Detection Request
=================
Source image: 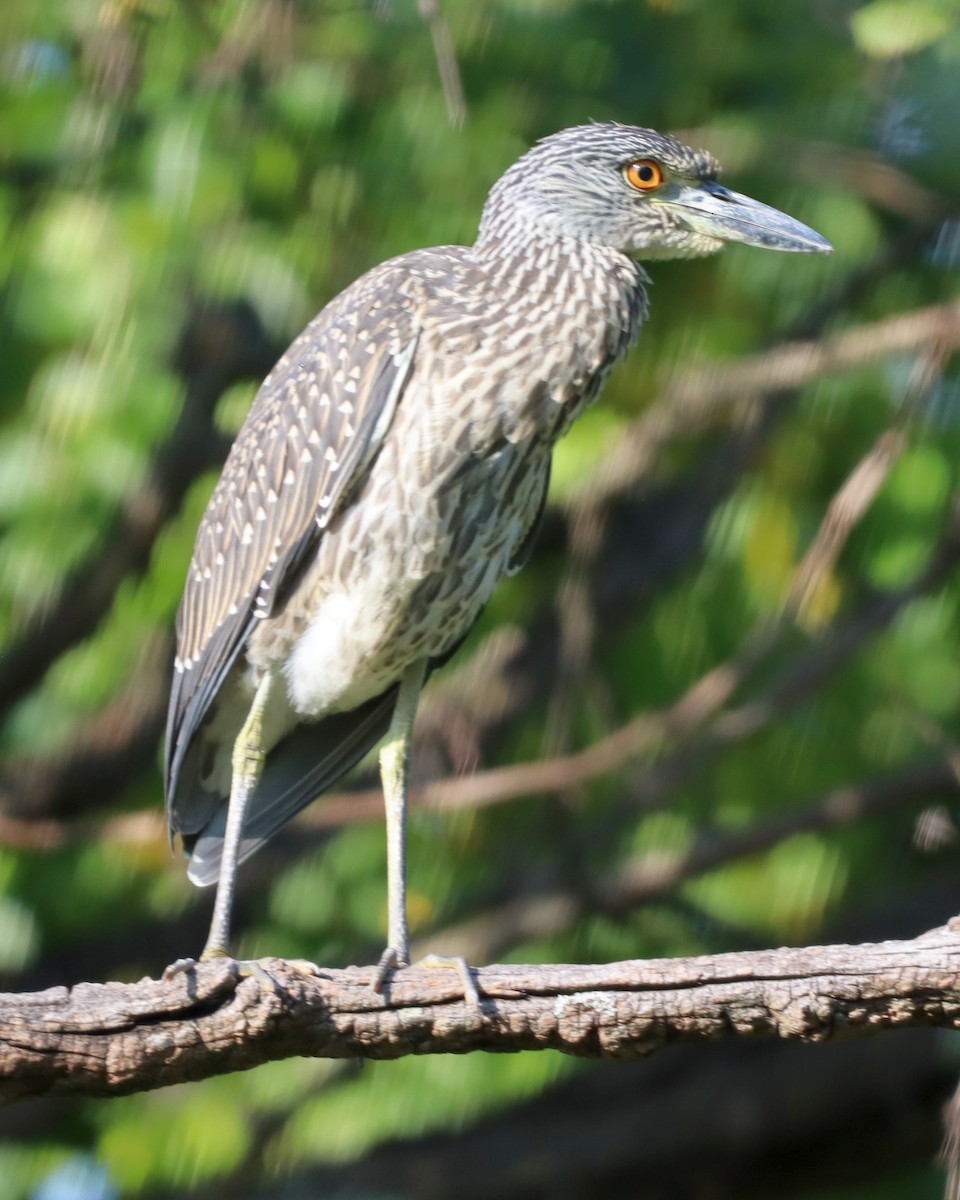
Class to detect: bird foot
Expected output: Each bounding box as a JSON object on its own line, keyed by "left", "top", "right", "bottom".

{"left": 417, "top": 953, "right": 482, "bottom": 1007}
{"left": 372, "top": 947, "right": 481, "bottom": 1007}
{"left": 162, "top": 952, "right": 320, "bottom": 993}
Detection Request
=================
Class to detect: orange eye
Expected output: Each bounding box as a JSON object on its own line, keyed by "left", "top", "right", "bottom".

{"left": 624, "top": 159, "right": 663, "bottom": 191}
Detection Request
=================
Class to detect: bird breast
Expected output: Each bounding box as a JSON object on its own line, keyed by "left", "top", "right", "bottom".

{"left": 266, "top": 427, "right": 550, "bottom": 718}
{"left": 250, "top": 237, "right": 646, "bottom": 721}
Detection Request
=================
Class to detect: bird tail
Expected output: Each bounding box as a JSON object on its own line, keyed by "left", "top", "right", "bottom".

{"left": 183, "top": 686, "right": 398, "bottom": 887}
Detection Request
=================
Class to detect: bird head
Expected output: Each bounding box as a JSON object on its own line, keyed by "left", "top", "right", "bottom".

{"left": 479, "top": 123, "right": 832, "bottom": 259}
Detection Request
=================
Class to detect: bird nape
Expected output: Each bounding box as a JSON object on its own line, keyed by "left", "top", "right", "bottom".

{"left": 164, "top": 122, "right": 831, "bottom": 996}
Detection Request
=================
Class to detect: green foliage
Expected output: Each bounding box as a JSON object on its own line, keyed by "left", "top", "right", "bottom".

{"left": 98, "top": 1083, "right": 250, "bottom": 1191}
{"left": 1, "top": 0, "right": 959, "bottom": 1196}
{"left": 276, "top": 1051, "right": 572, "bottom": 1167}
{"left": 851, "top": 0, "right": 959, "bottom": 60}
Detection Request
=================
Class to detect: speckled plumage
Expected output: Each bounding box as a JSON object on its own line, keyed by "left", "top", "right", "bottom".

{"left": 165, "top": 123, "right": 830, "bottom": 896}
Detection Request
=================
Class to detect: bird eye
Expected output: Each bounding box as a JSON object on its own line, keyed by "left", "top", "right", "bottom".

{"left": 623, "top": 159, "right": 663, "bottom": 191}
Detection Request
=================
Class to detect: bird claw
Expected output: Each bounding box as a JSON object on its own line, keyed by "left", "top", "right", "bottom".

{"left": 372, "top": 945, "right": 405, "bottom": 994}
{"left": 287, "top": 957, "right": 322, "bottom": 974}
{"left": 163, "top": 956, "right": 199, "bottom": 981}
{"left": 418, "top": 953, "right": 482, "bottom": 1007}
{"left": 372, "top": 948, "right": 481, "bottom": 1007}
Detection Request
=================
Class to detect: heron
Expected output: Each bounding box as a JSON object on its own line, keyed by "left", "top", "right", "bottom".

{"left": 165, "top": 123, "right": 831, "bottom": 993}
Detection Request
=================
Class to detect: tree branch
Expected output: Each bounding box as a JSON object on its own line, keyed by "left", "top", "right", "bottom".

{"left": 4, "top": 921, "right": 960, "bottom": 1104}
{"left": 570, "top": 294, "right": 960, "bottom": 509}
{"left": 419, "top": 0, "right": 467, "bottom": 127}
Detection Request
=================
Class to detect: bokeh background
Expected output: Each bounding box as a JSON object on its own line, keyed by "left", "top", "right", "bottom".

{"left": 2, "top": 0, "right": 960, "bottom": 1196}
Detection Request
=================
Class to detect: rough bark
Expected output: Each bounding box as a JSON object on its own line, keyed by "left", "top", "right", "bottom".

{"left": 3, "top": 920, "right": 960, "bottom": 1104}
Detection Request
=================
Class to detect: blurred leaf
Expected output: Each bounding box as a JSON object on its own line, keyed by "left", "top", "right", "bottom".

{"left": 883, "top": 443, "right": 951, "bottom": 516}
{"left": 851, "top": 0, "right": 957, "bottom": 59}
{"left": 98, "top": 1086, "right": 249, "bottom": 1190}
{"left": 691, "top": 833, "right": 848, "bottom": 941}
{"left": 743, "top": 495, "right": 797, "bottom": 609}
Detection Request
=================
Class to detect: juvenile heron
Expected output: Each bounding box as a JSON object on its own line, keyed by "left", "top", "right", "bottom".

{"left": 165, "top": 123, "right": 831, "bottom": 988}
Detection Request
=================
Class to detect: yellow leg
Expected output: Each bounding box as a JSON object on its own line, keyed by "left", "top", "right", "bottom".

{"left": 376, "top": 660, "right": 426, "bottom": 973}
{"left": 202, "top": 670, "right": 275, "bottom": 959}
{"left": 372, "top": 661, "right": 481, "bottom": 1006}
